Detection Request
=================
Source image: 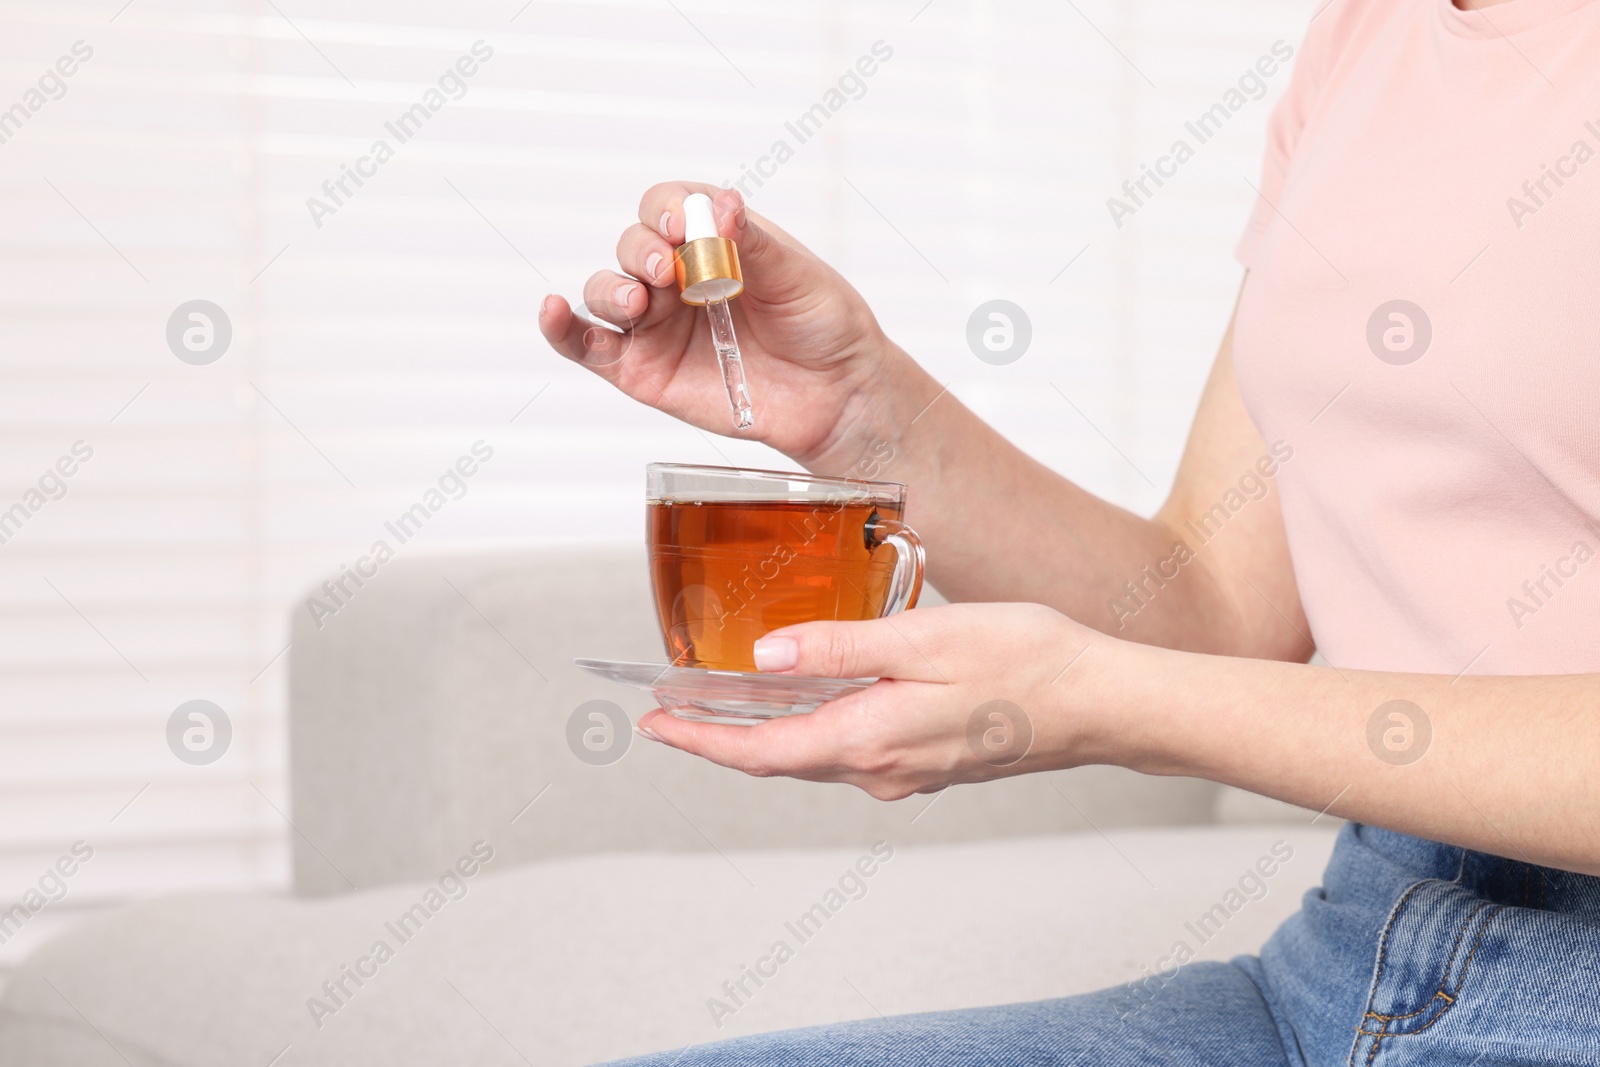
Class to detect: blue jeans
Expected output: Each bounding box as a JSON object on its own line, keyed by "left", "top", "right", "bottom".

{"left": 601, "top": 824, "right": 1600, "bottom": 1065}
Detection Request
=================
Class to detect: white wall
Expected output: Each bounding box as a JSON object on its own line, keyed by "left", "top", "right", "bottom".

{"left": 0, "top": 0, "right": 1310, "bottom": 974}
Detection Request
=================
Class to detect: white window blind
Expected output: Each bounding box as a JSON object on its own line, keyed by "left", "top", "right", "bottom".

{"left": 0, "top": 0, "right": 1311, "bottom": 977}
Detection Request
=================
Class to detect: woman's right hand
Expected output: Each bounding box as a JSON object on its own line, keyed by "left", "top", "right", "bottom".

{"left": 538, "top": 182, "right": 921, "bottom": 472}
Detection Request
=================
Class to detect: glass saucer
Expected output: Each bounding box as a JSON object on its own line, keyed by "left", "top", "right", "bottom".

{"left": 574, "top": 658, "right": 873, "bottom": 724}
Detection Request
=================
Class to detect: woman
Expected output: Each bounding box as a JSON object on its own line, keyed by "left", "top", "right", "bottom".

{"left": 539, "top": 0, "right": 1600, "bottom": 1061}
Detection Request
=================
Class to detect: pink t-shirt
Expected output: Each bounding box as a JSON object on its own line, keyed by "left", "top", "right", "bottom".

{"left": 1234, "top": 0, "right": 1600, "bottom": 675}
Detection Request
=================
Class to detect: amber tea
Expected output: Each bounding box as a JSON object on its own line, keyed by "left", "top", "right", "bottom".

{"left": 646, "top": 464, "right": 923, "bottom": 674}
{"left": 649, "top": 497, "right": 907, "bottom": 672}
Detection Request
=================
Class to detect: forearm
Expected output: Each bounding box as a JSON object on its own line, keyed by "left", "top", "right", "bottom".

{"left": 811, "top": 340, "right": 1239, "bottom": 652}
{"left": 1104, "top": 643, "right": 1600, "bottom": 876}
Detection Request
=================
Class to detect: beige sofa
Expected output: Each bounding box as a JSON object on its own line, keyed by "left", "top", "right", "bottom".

{"left": 0, "top": 548, "right": 1338, "bottom": 1066}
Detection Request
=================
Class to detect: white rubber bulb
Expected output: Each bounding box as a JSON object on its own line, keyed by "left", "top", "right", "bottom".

{"left": 683, "top": 193, "right": 718, "bottom": 242}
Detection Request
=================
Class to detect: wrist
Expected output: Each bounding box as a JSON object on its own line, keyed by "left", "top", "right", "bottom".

{"left": 798, "top": 337, "right": 946, "bottom": 483}
{"left": 1070, "top": 637, "right": 1210, "bottom": 776}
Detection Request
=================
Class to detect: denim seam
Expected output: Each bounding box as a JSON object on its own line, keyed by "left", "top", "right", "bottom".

{"left": 1359, "top": 899, "right": 1494, "bottom": 1024}
{"left": 1346, "top": 878, "right": 1432, "bottom": 1067}
{"left": 1345, "top": 877, "right": 1503, "bottom": 1067}
{"left": 1357, "top": 903, "right": 1502, "bottom": 1065}
{"left": 1361, "top": 991, "right": 1452, "bottom": 1026}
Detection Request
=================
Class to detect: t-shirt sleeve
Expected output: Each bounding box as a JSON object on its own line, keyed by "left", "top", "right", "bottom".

{"left": 1235, "top": 7, "right": 1367, "bottom": 267}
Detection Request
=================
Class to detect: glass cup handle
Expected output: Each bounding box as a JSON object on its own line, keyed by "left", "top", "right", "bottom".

{"left": 867, "top": 518, "right": 925, "bottom": 616}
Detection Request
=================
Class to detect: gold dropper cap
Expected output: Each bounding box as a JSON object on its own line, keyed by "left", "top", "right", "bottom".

{"left": 675, "top": 236, "right": 742, "bottom": 306}
{"left": 674, "top": 193, "right": 743, "bottom": 306}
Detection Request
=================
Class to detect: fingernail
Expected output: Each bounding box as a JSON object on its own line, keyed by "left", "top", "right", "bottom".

{"left": 753, "top": 636, "right": 798, "bottom": 672}
{"left": 540, "top": 294, "right": 555, "bottom": 315}
{"left": 614, "top": 282, "right": 640, "bottom": 308}
{"left": 645, "top": 252, "right": 665, "bottom": 281}
{"left": 659, "top": 211, "right": 672, "bottom": 238}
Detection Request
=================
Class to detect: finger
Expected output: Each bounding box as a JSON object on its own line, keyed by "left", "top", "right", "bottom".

{"left": 637, "top": 180, "right": 725, "bottom": 242}
{"left": 537, "top": 294, "right": 630, "bottom": 377}
{"left": 635, "top": 706, "right": 848, "bottom": 781}
{"left": 641, "top": 695, "right": 899, "bottom": 779}
{"left": 753, "top": 617, "right": 947, "bottom": 684}
{"left": 580, "top": 268, "right": 652, "bottom": 330}
{"left": 616, "top": 223, "right": 677, "bottom": 288}
{"left": 641, "top": 183, "right": 812, "bottom": 301}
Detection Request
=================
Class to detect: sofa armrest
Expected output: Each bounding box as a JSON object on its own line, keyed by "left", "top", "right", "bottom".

{"left": 288, "top": 546, "right": 1221, "bottom": 896}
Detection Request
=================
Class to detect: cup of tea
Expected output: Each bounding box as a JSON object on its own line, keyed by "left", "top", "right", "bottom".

{"left": 646, "top": 463, "right": 925, "bottom": 673}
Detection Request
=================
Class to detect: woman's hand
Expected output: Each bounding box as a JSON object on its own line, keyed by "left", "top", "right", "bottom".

{"left": 634, "top": 603, "right": 1123, "bottom": 800}
{"left": 538, "top": 182, "right": 931, "bottom": 472}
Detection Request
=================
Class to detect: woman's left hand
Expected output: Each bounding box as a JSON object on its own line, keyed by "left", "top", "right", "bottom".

{"left": 634, "top": 603, "right": 1120, "bottom": 800}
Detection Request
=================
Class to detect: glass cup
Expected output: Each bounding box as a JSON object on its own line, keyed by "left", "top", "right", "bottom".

{"left": 646, "top": 463, "right": 925, "bottom": 673}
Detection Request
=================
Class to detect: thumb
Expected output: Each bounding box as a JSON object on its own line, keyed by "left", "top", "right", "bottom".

{"left": 753, "top": 618, "right": 936, "bottom": 682}
{"left": 710, "top": 188, "right": 817, "bottom": 303}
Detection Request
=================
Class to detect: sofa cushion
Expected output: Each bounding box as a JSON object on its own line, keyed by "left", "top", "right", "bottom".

{"left": 288, "top": 547, "right": 1225, "bottom": 895}
{"left": 0, "top": 826, "right": 1337, "bottom": 1067}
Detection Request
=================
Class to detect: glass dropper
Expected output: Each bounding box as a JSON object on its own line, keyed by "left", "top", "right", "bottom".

{"left": 704, "top": 296, "right": 754, "bottom": 429}
{"left": 675, "top": 193, "right": 755, "bottom": 431}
